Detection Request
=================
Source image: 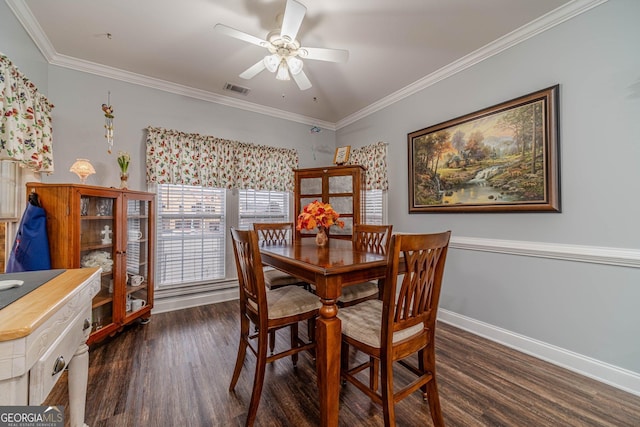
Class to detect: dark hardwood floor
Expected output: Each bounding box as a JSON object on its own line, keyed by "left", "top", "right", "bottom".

{"left": 46, "top": 300, "right": 640, "bottom": 426}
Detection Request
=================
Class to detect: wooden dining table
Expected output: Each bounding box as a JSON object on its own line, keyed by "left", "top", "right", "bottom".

{"left": 259, "top": 237, "right": 388, "bottom": 427}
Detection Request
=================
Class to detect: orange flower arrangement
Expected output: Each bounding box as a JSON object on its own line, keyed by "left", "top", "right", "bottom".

{"left": 296, "top": 200, "right": 345, "bottom": 231}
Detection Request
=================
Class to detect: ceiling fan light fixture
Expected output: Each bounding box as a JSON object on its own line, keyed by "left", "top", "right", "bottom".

{"left": 287, "top": 56, "right": 303, "bottom": 75}
{"left": 263, "top": 54, "right": 279, "bottom": 73}
{"left": 276, "top": 60, "right": 290, "bottom": 81}
{"left": 216, "top": 0, "right": 348, "bottom": 91}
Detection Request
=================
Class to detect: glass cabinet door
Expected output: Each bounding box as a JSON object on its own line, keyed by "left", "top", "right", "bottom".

{"left": 80, "top": 195, "right": 116, "bottom": 333}
{"left": 295, "top": 166, "right": 365, "bottom": 240}
{"left": 328, "top": 174, "right": 354, "bottom": 236}
{"left": 125, "top": 197, "right": 151, "bottom": 317}
{"left": 299, "top": 177, "right": 323, "bottom": 235}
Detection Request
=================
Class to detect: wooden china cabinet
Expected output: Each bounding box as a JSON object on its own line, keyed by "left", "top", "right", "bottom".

{"left": 294, "top": 165, "right": 366, "bottom": 240}
{"left": 25, "top": 183, "right": 155, "bottom": 345}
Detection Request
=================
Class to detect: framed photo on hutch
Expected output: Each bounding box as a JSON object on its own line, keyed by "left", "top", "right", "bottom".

{"left": 333, "top": 146, "right": 351, "bottom": 165}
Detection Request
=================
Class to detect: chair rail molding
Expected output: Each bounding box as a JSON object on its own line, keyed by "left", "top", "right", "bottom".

{"left": 450, "top": 236, "right": 640, "bottom": 269}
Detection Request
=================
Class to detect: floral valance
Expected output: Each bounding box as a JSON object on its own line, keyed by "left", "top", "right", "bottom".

{"left": 347, "top": 141, "right": 388, "bottom": 191}
{"left": 0, "top": 53, "right": 54, "bottom": 172}
{"left": 146, "top": 126, "right": 298, "bottom": 192}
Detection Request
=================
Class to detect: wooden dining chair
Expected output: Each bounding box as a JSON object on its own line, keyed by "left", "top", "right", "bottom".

{"left": 229, "top": 228, "right": 321, "bottom": 427}
{"left": 253, "top": 222, "right": 312, "bottom": 353}
{"left": 337, "top": 224, "right": 393, "bottom": 307}
{"left": 253, "top": 222, "right": 308, "bottom": 290}
{"left": 338, "top": 231, "right": 451, "bottom": 427}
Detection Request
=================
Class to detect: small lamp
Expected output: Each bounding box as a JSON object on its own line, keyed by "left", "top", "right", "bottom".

{"left": 70, "top": 159, "right": 96, "bottom": 184}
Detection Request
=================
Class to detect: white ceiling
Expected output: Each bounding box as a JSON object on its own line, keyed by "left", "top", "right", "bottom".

{"left": 9, "top": 0, "right": 579, "bottom": 128}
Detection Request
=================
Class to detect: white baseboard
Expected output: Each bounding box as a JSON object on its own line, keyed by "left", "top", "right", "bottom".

{"left": 438, "top": 309, "right": 640, "bottom": 397}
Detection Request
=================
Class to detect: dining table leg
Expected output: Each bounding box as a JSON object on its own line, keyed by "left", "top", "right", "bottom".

{"left": 315, "top": 283, "right": 341, "bottom": 427}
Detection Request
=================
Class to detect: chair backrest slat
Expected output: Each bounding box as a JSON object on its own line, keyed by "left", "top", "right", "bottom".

{"left": 382, "top": 231, "right": 451, "bottom": 339}
{"left": 352, "top": 224, "right": 393, "bottom": 255}
{"left": 230, "top": 228, "right": 267, "bottom": 317}
{"left": 253, "top": 222, "right": 295, "bottom": 246}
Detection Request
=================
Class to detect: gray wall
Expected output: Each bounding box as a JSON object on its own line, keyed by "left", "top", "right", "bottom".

{"left": 337, "top": 0, "right": 640, "bottom": 380}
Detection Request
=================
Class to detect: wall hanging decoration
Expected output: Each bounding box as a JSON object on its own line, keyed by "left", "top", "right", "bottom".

{"left": 408, "top": 85, "right": 560, "bottom": 213}
{"left": 102, "top": 92, "right": 114, "bottom": 153}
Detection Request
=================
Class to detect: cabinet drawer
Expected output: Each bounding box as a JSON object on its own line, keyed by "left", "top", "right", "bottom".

{"left": 28, "top": 306, "right": 91, "bottom": 404}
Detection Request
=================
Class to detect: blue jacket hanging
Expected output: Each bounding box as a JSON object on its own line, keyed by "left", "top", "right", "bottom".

{"left": 6, "top": 193, "right": 52, "bottom": 272}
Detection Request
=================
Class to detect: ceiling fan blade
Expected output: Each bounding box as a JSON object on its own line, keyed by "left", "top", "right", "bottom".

{"left": 280, "top": 0, "right": 306, "bottom": 42}
{"left": 298, "top": 47, "right": 349, "bottom": 63}
{"left": 214, "top": 24, "right": 269, "bottom": 48}
{"left": 292, "top": 69, "right": 312, "bottom": 91}
{"left": 239, "top": 60, "right": 266, "bottom": 79}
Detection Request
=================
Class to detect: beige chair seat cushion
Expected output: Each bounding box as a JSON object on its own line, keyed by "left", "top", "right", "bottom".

{"left": 337, "top": 300, "right": 424, "bottom": 348}
{"left": 263, "top": 286, "right": 321, "bottom": 319}
{"left": 338, "top": 281, "right": 378, "bottom": 303}
{"left": 263, "top": 268, "right": 305, "bottom": 289}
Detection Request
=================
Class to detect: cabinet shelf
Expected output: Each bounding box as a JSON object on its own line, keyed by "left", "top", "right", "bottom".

{"left": 127, "top": 261, "right": 148, "bottom": 270}
{"left": 127, "top": 239, "right": 148, "bottom": 245}
{"left": 92, "top": 289, "right": 114, "bottom": 308}
{"left": 126, "top": 284, "right": 148, "bottom": 295}
{"left": 81, "top": 243, "right": 113, "bottom": 251}
{"left": 81, "top": 215, "right": 114, "bottom": 221}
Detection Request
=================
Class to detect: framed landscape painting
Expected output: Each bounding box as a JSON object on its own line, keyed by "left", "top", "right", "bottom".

{"left": 408, "top": 85, "right": 560, "bottom": 213}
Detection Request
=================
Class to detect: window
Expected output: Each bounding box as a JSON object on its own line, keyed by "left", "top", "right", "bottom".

{"left": 154, "top": 181, "right": 378, "bottom": 292}
{"left": 155, "top": 185, "right": 291, "bottom": 290}
{"left": 0, "top": 161, "right": 19, "bottom": 219}
{"left": 238, "top": 189, "right": 290, "bottom": 229}
{"left": 1, "top": 161, "right": 35, "bottom": 272}
{"left": 156, "top": 184, "right": 226, "bottom": 289}
{"left": 365, "top": 189, "right": 384, "bottom": 225}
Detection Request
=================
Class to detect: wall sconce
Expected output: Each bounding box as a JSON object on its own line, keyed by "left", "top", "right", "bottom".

{"left": 70, "top": 159, "right": 96, "bottom": 184}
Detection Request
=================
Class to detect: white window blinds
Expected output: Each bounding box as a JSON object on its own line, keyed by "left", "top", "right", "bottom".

{"left": 365, "top": 189, "right": 384, "bottom": 225}
{"left": 239, "top": 189, "right": 290, "bottom": 230}
{"left": 156, "top": 184, "right": 226, "bottom": 288}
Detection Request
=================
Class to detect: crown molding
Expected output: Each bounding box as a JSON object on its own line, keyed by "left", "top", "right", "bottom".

{"left": 7, "top": 0, "right": 606, "bottom": 132}
{"left": 335, "top": 0, "right": 608, "bottom": 130}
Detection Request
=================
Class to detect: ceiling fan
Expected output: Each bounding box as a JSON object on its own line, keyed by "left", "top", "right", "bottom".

{"left": 214, "top": 0, "right": 349, "bottom": 91}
